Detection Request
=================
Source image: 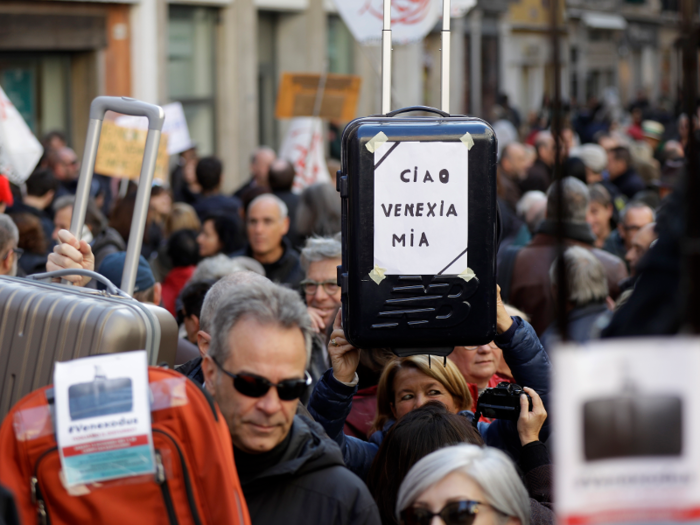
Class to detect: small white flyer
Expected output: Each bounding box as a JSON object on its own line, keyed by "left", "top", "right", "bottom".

{"left": 54, "top": 351, "right": 155, "bottom": 487}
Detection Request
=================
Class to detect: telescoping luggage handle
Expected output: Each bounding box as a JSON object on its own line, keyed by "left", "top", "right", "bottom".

{"left": 70, "top": 96, "right": 165, "bottom": 296}
{"left": 381, "top": 0, "right": 451, "bottom": 114}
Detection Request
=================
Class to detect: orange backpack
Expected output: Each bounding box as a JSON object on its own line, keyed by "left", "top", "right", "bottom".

{"left": 0, "top": 367, "right": 251, "bottom": 525}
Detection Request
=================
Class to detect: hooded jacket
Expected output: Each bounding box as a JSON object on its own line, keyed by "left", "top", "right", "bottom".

{"left": 308, "top": 316, "right": 551, "bottom": 480}
{"left": 236, "top": 415, "right": 380, "bottom": 525}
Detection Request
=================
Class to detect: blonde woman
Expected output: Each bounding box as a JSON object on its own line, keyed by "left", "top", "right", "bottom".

{"left": 307, "top": 287, "right": 550, "bottom": 480}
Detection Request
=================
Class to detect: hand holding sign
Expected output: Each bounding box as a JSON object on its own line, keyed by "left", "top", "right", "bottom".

{"left": 328, "top": 309, "right": 360, "bottom": 384}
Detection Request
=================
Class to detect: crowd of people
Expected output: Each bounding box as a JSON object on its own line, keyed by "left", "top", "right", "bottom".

{"left": 0, "top": 90, "right": 692, "bottom": 524}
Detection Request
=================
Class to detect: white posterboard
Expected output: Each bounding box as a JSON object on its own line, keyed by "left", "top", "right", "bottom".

{"left": 553, "top": 338, "right": 700, "bottom": 525}
{"left": 115, "top": 101, "right": 193, "bottom": 155}
{"left": 373, "top": 141, "right": 469, "bottom": 276}
{"left": 279, "top": 117, "right": 331, "bottom": 193}
{"left": 53, "top": 351, "right": 155, "bottom": 487}
{"left": 0, "top": 85, "right": 43, "bottom": 184}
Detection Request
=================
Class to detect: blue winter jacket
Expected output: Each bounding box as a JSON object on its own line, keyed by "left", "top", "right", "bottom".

{"left": 307, "top": 316, "right": 551, "bottom": 481}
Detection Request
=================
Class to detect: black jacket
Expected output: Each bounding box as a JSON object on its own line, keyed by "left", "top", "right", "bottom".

{"left": 611, "top": 168, "right": 645, "bottom": 200}
{"left": 231, "top": 238, "right": 304, "bottom": 289}
{"left": 91, "top": 227, "right": 126, "bottom": 271}
{"left": 237, "top": 415, "right": 380, "bottom": 525}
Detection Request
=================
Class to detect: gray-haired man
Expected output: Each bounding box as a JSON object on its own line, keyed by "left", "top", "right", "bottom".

{"left": 201, "top": 280, "right": 380, "bottom": 525}
{"left": 231, "top": 194, "right": 304, "bottom": 288}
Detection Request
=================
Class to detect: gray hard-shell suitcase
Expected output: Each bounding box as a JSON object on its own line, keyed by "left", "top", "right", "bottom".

{"left": 0, "top": 96, "right": 178, "bottom": 421}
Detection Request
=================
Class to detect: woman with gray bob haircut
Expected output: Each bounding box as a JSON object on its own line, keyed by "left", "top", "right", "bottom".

{"left": 396, "top": 444, "right": 530, "bottom": 525}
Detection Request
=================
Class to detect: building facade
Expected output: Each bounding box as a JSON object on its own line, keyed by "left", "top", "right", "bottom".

{"left": 0, "top": 0, "right": 687, "bottom": 191}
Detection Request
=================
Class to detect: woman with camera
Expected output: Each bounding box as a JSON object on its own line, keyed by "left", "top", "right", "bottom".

{"left": 307, "top": 287, "right": 551, "bottom": 481}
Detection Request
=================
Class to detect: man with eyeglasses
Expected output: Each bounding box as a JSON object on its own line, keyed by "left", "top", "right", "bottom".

{"left": 298, "top": 235, "right": 343, "bottom": 389}
{"left": 201, "top": 279, "right": 380, "bottom": 525}
{"left": 603, "top": 201, "right": 655, "bottom": 268}
{"left": 0, "top": 214, "right": 21, "bottom": 277}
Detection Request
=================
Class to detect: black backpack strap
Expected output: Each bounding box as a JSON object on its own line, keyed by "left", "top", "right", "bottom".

{"left": 497, "top": 245, "right": 521, "bottom": 304}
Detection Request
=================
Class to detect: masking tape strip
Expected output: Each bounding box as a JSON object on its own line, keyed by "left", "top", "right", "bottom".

{"left": 150, "top": 376, "right": 188, "bottom": 411}
{"left": 369, "top": 265, "right": 387, "bottom": 285}
{"left": 459, "top": 267, "right": 476, "bottom": 282}
{"left": 461, "top": 132, "right": 475, "bottom": 150}
{"left": 366, "top": 131, "right": 388, "bottom": 153}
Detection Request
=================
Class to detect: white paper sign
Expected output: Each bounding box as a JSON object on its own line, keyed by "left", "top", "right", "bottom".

{"left": 54, "top": 351, "right": 155, "bottom": 487}
{"left": 115, "top": 101, "right": 193, "bottom": 155}
{"left": 553, "top": 339, "right": 700, "bottom": 525}
{"left": 373, "top": 141, "right": 468, "bottom": 275}
{"left": 0, "top": 85, "right": 43, "bottom": 184}
{"left": 279, "top": 117, "right": 331, "bottom": 193}
{"left": 332, "top": 0, "right": 441, "bottom": 45}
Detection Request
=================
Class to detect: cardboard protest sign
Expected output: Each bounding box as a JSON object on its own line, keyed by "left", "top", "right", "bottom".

{"left": 53, "top": 351, "right": 155, "bottom": 487}
{"left": 333, "top": 0, "right": 441, "bottom": 45}
{"left": 373, "top": 141, "right": 469, "bottom": 275}
{"left": 553, "top": 339, "right": 700, "bottom": 524}
{"left": 279, "top": 117, "right": 331, "bottom": 193}
{"left": 0, "top": 85, "right": 43, "bottom": 184}
{"left": 115, "top": 101, "right": 193, "bottom": 156}
{"left": 94, "top": 121, "right": 169, "bottom": 182}
{"left": 275, "top": 73, "right": 362, "bottom": 122}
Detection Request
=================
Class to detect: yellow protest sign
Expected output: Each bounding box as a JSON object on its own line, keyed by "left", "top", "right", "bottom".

{"left": 94, "top": 121, "right": 169, "bottom": 182}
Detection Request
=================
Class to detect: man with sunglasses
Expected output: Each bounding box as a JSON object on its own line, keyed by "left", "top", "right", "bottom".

{"left": 0, "top": 214, "right": 20, "bottom": 277}
{"left": 201, "top": 280, "right": 380, "bottom": 525}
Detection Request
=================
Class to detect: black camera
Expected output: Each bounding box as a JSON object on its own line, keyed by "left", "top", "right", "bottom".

{"left": 473, "top": 382, "right": 532, "bottom": 426}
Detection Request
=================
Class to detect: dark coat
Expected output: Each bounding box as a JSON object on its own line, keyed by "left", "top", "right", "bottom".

{"left": 540, "top": 302, "right": 609, "bottom": 353}
{"left": 239, "top": 415, "right": 380, "bottom": 525}
{"left": 231, "top": 237, "right": 304, "bottom": 289}
{"left": 611, "top": 168, "right": 645, "bottom": 200}
{"left": 508, "top": 219, "right": 628, "bottom": 335}
{"left": 307, "top": 317, "right": 551, "bottom": 480}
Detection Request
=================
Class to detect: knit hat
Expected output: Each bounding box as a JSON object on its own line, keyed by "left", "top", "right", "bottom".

{"left": 571, "top": 144, "right": 607, "bottom": 174}
{"left": 97, "top": 252, "right": 156, "bottom": 292}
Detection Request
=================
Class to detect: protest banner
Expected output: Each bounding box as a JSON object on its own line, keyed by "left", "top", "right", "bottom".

{"left": 554, "top": 339, "right": 700, "bottom": 525}
{"left": 0, "top": 85, "right": 43, "bottom": 184}
{"left": 333, "top": 0, "right": 441, "bottom": 45}
{"left": 94, "top": 121, "right": 169, "bottom": 182}
{"left": 275, "top": 73, "right": 362, "bottom": 121}
{"left": 115, "top": 101, "right": 193, "bottom": 156}
{"left": 372, "top": 140, "right": 469, "bottom": 275}
{"left": 279, "top": 117, "right": 331, "bottom": 192}
{"left": 53, "top": 351, "right": 155, "bottom": 487}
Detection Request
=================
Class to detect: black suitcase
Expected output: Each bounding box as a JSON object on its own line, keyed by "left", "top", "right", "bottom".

{"left": 336, "top": 2, "right": 497, "bottom": 355}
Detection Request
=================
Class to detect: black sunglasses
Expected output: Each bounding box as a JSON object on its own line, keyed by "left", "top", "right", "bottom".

{"left": 212, "top": 357, "right": 312, "bottom": 401}
{"left": 401, "top": 500, "right": 481, "bottom": 525}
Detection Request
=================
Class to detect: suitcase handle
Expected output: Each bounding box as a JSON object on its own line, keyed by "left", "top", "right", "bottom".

{"left": 28, "top": 270, "right": 131, "bottom": 298}
{"left": 386, "top": 106, "right": 451, "bottom": 118}
{"left": 89, "top": 96, "right": 166, "bottom": 130}
{"left": 70, "top": 96, "right": 165, "bottom": 296}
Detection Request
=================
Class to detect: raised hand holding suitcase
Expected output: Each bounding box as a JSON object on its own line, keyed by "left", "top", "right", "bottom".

{"left": 0, "top": 97, "right": 178, "bottom": 422}
{"left": 338, "top": 0, "right": 498, "bottom": 355}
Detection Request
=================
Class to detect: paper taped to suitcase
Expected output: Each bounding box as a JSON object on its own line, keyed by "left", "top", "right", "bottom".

{"left": 373, "top": 140, "right": 469, "bottom": 275}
